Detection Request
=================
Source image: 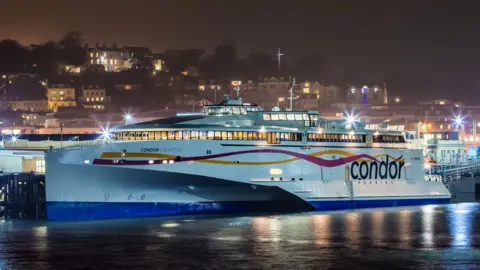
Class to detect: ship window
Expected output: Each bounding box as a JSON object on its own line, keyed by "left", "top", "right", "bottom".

{"left": 240, "top": 108, "right": 247, "bottom": 114}
{"left": 232, "top": 107, "right": 240, "bottom": 114}
{"left": 136, "top": 132, "right": 142, "bottom": 140}
{"left": 259, "top": 132, "right": 267, "bottom": 140}
{"left": 248, "top": 132, "right": 253, "bottom": 140}
{"left": 161, "top": 131, "right": 168, "bottom": 140}
{"left": 214, "top": 131, "right": 221, "bottom": 140}
{"left": 168, "top": 130, "right": 175, "bottom": 140}
{"left": 183, "top": 131, "right": 190, "bottom": 140}
{"left": 154, "top": 131, "right": 161, "bottom": 140}
{"left": 227, "top": 131, "right": 233, "bottom": 140}
{"left": 207, "top": 131, "right": 214, "bottom": 139}
{"left": 175, "top": 131, "right": 182, "bottom": 140}
{"left": 221, "top": 131, "right": 228, "bottom": 140}
{"left": 279, "top": 114, "right": 287, "bottom": 120}
{"left": 237, "top": 131, "right": 243, "bottom": 140}
{"left": 271, "top": 114, "right": 279, "bottom": 121}
{"left": 226, "top": 107, "right": 233, "bottom": 114}
{"left": 267, "top": 132, "right": 280, "bottom": 144}
{"left": 263, "top": 114, "right": 271, "bottom": 120}
{"left": 243, "top": 131, "right": 248, "bottom": 140}
{"left": 252, "top": 132, "right": 258, "bottom": 140}
{"left": 303, "top": 114, "right": 309, "bottom": 120}
{"left": 191, "top": 131, "right": 198, "bottom": 140}
{"left": 294, "top": 114, "right": 302, "bottom": 120}
{"left": 287, "top": 114, "right": 295, "bottom": 121}
{"left": 232, "top": 131, "right": 238, "bottom": 140}
{"left": 305, "top": 120, "right": 310, "bottom": 127}
{"left": 200, "top": 131, "right": 207, "bottom": 139}
{"left": 148, "top": 132, "right": 155, "bottom": 140}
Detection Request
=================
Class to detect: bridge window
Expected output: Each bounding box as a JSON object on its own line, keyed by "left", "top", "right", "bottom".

{"left": 307, "top": 133, "right": 365, "bottom": 143}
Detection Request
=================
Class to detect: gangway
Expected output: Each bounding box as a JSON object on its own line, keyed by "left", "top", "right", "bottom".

{"left": 425, "top": 160, "right": 480, "bottom": 183}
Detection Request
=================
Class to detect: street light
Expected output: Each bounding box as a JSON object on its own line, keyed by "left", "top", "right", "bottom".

{"left": 394, "top": 97, "right": 401, "bottom": 103}
{"left": 277, "top": 97, "right": 285, "bottom": 107}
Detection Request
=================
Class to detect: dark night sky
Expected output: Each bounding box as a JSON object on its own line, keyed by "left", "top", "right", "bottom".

{"left": 1, "top": 0, "right": 480, "bottom": 101}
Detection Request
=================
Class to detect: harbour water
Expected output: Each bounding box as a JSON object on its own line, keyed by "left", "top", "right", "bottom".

{"left": 1, "top": 203, "right": 480, "bottom": 269}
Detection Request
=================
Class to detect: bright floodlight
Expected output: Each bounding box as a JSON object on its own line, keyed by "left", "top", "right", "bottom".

{"left": 100, "top": 126, "right": 111, "bottom": 142}
{"left": 124, "top": 113, "right": 132, "bottom": 121}
{"left": 345, "top": 113, "right": 358, "bottom": 124}
{"left": 10, "top": 135, "right": 17, "bottom": 143}
{"left": 453, "top": 115, "right": 463, "bottom": 127}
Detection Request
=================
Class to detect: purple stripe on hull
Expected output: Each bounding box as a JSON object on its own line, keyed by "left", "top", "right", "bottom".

{"left": 93, "top": 148, "right": 401, "bottom": 168}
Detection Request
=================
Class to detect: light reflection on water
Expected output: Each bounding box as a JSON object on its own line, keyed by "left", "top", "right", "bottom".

{"left": 0, "top": 204, "right": 480, "bottom": 268}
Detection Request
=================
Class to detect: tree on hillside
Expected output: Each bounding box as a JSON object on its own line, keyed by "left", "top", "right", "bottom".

{"left": 31, "top": 41, "right": 60, "bottom": 76}
{"left": 213, "top": 41, "right": 237, "bottom": 79}
{"left": 0, "top": 39, "right": 29, "bottom": 73}
{"left": 58, "top": 31, "right": 86, "bottom": 66}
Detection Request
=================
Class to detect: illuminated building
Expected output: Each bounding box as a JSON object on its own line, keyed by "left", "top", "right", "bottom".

{"left": 87, "top": 44, "right": 130, "bottom": 72}
{"left": 47, "top": 84, "right": 77, "bottom": 112}
{"left": 79, "top": 85, "right": 110, "bottom": 111}
{"left": 346, "top": 84, "right": 388, "bottom": 105}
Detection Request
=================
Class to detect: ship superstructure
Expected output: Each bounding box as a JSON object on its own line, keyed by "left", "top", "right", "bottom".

{"left": 45, "top": 96, "right": 450, "bottom": 220}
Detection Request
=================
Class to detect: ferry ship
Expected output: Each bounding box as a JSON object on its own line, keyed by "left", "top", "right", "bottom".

{"left": 45, "top": 96, "right": 450, "bottom": 220}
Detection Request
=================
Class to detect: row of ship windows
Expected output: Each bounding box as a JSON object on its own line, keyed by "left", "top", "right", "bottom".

{"left": 307, "top": 133, "right": 366, "bottom": 143}
{"left": 114, "top": 131, "right": 301, "bottom": 142}
{"left": 263, "top": 113, "right": 317, "bottom": 121}
{"left": 112, "top": 131, "right": 405, "bottom": 144}
{"left": 372, "top": 135, "right": 406, "bottom": 143}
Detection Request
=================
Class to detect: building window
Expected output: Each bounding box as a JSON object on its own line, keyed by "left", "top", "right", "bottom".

{"left": 303, "top": 88, "right": 310, "bottom": 94}
{"left": 351, "top": 88, "right": 356, "bottom": 93}
{"left": 114, "top": 59, "right": 118, "bottom": 65}
{"left": 110, "top": 59, "right": 113, "bottom": 65}
{"left": 86, "top": 97, "right": 90, "bottom": 102}
{"left": 96, "top": 59, "right": 100, "bottom": 64}
{"left": 96, "top": 52, "right": 99, "bottom": 57}
{"left": 90, "top": 59, "right": 94, "bottom": 64}
{"left": 36, "top": 159, "right": 45, "bottom": 174}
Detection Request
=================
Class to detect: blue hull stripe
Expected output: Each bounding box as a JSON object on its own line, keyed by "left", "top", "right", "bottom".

{"left": 46, "top": 198, "right": 451, "bottom": 221}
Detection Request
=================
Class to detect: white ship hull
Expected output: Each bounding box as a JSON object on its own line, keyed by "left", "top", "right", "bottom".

{"left": 45, "top": 140, "right": 450, "bottom": 220}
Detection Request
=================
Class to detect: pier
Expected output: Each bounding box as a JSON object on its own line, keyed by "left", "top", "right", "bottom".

{"left": 0, "top": 172, "right": 45, "bottom": 220}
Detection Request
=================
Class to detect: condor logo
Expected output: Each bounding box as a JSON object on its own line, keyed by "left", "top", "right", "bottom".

{"left": 350, "top": 156, "right": 404, "bottom": 180}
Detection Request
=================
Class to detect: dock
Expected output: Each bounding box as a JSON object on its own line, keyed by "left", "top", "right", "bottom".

{"left": 0, "top": 172, "right": 45, "bottom": 220}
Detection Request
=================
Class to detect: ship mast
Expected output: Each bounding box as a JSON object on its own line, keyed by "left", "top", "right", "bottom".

{"left": 288, "top": 77, "right": 296, "bottom": 111}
